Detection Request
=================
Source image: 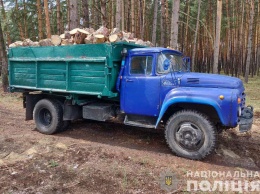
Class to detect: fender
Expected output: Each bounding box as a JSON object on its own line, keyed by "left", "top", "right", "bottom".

{"left": 155, "top": 88, "right": 235, "bottom": 128}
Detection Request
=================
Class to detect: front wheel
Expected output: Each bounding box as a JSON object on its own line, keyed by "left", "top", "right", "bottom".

{"left": 165, "top": 110, "right": 217, "bottom": 160}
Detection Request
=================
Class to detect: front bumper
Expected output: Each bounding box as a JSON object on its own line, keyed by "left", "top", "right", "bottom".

{"left": 238, "top": 106, "right": 254, "bottom": 132}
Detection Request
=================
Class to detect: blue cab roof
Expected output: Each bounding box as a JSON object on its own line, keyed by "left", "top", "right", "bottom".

{"left": 129, "top": 47, "right": 183, "bottom": 55}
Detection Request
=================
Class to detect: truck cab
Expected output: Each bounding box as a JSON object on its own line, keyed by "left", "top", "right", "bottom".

{"left": 118, "top": 47, "right": 253, "bottom": 159}
{"left": 8, "top": 43, "right": 253, "bottom": 160}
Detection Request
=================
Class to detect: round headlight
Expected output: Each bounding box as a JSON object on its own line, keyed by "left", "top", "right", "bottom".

{"left": 238, "top": 106, "right": 242, "bottom": 117}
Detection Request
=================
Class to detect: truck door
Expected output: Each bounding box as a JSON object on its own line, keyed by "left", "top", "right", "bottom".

{"left": 121, "top": 55, "right": 161, "bottom": 116}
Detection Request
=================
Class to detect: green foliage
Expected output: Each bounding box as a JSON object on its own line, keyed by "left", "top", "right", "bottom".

{"left": 0, "top": 0, "right": 69, "bottom": 42}
{"left": 49, "top": 159, "right": 59, "bottom": 167}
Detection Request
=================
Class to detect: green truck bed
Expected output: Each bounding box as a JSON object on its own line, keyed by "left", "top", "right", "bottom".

{"left": 8, "top": 42, "right": 143, "bottom": 98}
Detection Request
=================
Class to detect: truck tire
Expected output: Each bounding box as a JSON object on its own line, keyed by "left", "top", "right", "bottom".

{"left": 165, "top": 110, "right": 217, "bottom": 160}
{"left": 33, "top": 99, "right": 63, "bottom": 134}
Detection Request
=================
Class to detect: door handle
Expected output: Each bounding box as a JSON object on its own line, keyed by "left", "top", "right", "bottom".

{"left": 126, "top": 79, "right": 133, "bottom": 82}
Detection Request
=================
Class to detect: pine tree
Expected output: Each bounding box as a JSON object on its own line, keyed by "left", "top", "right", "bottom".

{"left": 245, "top": 0, "right": 255, "bottom": 83}
{"left": 69, "top": 0, "right": 78, "bottom": 30}
{"left": 213, "top": 0, "right": 222, "bottom": 74}
{"left": 152, "top": 0, "right": 158, "bottom": 45}
{"left": 44, "top": 0, "right": 51, "bottom": 38}
{"left": 0, "top": 16, "right": 8, "bottom": 91}
{"left": 36, "top": 0, "right": 44, "bottom": 40}
{"left": 170, "top": 0, "right": 180, "bottom": 49}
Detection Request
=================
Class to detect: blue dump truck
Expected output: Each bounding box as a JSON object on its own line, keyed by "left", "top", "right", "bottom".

{"left": 8, "top": 42, "right": 253, "bottom": 160}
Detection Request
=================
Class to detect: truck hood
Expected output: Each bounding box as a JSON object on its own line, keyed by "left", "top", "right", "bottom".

{"left": 179, "top": 72, "right": 244, "bottom": 89}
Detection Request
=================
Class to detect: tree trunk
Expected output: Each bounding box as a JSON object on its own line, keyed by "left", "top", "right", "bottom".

{"left": 224, "top": 0, "right": 230, "bottom": 75}
{"left": 116, "top": 0, "right": 121, "bottom": 29}
{"left": 15, "top": 0, "right": 25, "bottom": 40}
{"left": 82, "top": 0, "right": 89, "bottom": 28}
{"left": 184, "top": 0, "right": 190, "bottom": 53}
{"left": 101, "top": 0, "right": 108, "bottom": 27}
{"left": 245, "top": 0, "right": 255, "bottom": 83}
{"left": 0, "top": 17, "right": 8, "bottom": 92}
{"left": 36, "top": 0, "right": 44, "bottom": 40}
{"left": 152, "top": 0, "right": 159, "bottom": 45}
{"left": 234, "top": 2, "right": 241, "bottom": 77}
{"left": 242, "top": 2, "right": 248, "bottom": 76}
{"left": 191, "top": 0, "right": 201, "bottom": 72}
{"left": 135, "top": 1, "right": 140, "bottom": 38}
{"left": 165, "top": 0, "right": 170, "bottom": 46}
{"left": 141, "top": 0, "right": 145, "bottom": 39}
{"left": 213, "top": 0, "right": 222, "bottom": 74}
{"left": 207, "top": 0, "right": 214, "bottom": 73}
{"left": 110, "top": 0, "right": 114, "bottom": 29}
{"left": 170, "top": 0, "right": 180, "bottom": 50}
{"left": 56, "top": 0, "right": 61, "bottom": 34}
{"left": 252, "top": 2, "right": 258, "bottom": 77}
{"left": 92, "top": 0, "right": 99, "bottom": 27}
{"left": 257, "top": 2, "right": 260, "bottom": 76}
{"left": 23, "top": 0, "right": 27, "bottom": 38}
{"left": 231, "top": 1, "right": 236, "bottom": 76}
{"left": 67, "top": 0, "right": 70, "bottom": 29}
{"left": 131, "top": 0, "right": 134, "bottom": 34}
{"left": 69, "top": 0, "right": 78, "bottom": 30}
{"left": 160, "top": 0, "right": 166, "bottom": 47}
{"left": 0, "top": 0, "right": 11, "bottom": 44}
{"left": 121, "top": 0, "right": 125, "bottom": 30}
{"left": 139, "top": 0, "right": 143, "bottom": 39}
{"left": 44, "top": 0, "right": 51, "bottom": 38}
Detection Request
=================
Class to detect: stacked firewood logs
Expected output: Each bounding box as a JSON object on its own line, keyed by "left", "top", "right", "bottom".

{"left": 9, "top": 26, "right": 153, "bottom": 48}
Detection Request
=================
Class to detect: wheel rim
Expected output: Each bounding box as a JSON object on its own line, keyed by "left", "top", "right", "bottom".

{"left": 174, "top": 122, "right": 205, "bottom": 151}
{"left": 39, "top": 108, "right": 52, "bottom": 127}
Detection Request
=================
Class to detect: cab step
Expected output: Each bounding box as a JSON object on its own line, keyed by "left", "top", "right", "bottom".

{"left": 124, "top": 114, "right": 156, "bottom": 128}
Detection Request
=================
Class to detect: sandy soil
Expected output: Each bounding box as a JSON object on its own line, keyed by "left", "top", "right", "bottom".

{"left": 0, "top": 89, "right": 259, "bottom": 193}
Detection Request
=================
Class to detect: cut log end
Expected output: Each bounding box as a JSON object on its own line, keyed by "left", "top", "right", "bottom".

{"left": 60, "top": 34, "right": 65, "bottom": 39}
{"left": 94, "top": 34, "right": 105, "bottom": 43}
{"left": 74, "top": 32, "right": 87, "bottom": 44}
{"left": 51, "top": 35, "right": 62, "bottom": 46}
{"left": 61, "top": 39, "right": 74, "bottom": 45}
{"left": 84, "top": 34, "right": 94, "bottom": 44}
{"left": 109, "top": 34, "right": 119, "bottom": 43}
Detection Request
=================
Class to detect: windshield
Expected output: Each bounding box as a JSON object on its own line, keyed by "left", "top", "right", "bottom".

{"left": 157, "top": 52, "right": 184, "bottom": 74}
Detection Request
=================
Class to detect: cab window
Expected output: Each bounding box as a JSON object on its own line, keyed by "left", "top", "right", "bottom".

{"left": 130, "top": 56, "right": 153, "bottom": 75}
{"left": 157, "top": 52, "right": 184, "bottom": 74}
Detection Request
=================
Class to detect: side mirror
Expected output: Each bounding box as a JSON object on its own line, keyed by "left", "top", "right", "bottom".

{"left": 163, "top": 59, "right": 171, "bottom": 70}
{"left": 121, "top": 48, "right": 128, "bottom": 57}
{"left": 183, "top": 57, "right": 190, "bottom": 72}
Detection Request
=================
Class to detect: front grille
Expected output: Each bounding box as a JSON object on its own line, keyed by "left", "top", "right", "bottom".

{"left": 241, "top": 92, "right": 246, "bottom": 108}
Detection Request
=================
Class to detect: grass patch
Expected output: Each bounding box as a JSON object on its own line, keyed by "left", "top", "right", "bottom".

{"left": 0, "top": 76, "right": 22, "bottom": 105}
{"left": 242, "top": 76, "right": 260, "bottom": 112}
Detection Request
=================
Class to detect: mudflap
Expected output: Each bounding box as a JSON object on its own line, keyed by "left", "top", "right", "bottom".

{"left": 24, "top": 93, "right": 43, "bottom": 121}
{"left": 238, "top": 106, "right": 254, "bottom": 133}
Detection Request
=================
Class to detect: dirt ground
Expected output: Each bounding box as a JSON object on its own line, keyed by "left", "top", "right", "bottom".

{"left": 0, "top": 88, "right": 260, "bottom": 194}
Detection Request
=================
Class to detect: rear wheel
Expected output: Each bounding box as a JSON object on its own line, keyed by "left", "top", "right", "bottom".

{"left": 33, "top": 99, "right": 63, "bottom": 134}
{"left": 165, "top": 110, "right": 217, "bottom": 160}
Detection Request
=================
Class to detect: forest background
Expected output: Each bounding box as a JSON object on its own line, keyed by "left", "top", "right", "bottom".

{"left": 0, "top": 0, "right": 259, "bottom": 91}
